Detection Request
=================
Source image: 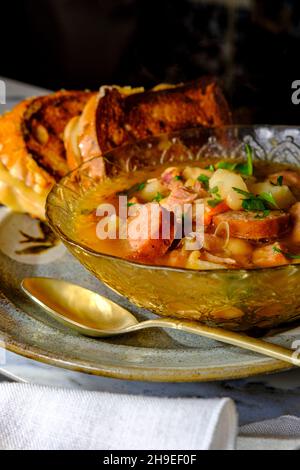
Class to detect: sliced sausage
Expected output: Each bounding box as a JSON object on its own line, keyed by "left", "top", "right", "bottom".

{"left": 213, "top": 210, "right": 291, "bottom": 240}
{"left": 289, "top": 202, "right": 300, "bottom": 243}
{"left": 127, "top": 203, "right": 174, "bottom": 261}
{"left": 203, "top": 200, "right": 229, "bottom": 226}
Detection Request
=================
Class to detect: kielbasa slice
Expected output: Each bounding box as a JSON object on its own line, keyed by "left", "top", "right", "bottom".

{"left": 289, "top": 202, "right": 300, "bottom": 243}
{"left": 127, "top": 203, "right": 174, "bottom": 261}
{"left": 213, "top": 210, "right": 291, "bottom": 240}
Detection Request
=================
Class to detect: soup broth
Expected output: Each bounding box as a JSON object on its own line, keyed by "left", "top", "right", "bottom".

{"left": 73, "top": 157, "right": 300, "bottom": 270}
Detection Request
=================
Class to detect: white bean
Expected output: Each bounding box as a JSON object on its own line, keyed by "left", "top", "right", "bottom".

{"left": 249, "top": 181, "right": 296, "bottom": 209}
{"left": 225, "top": 238, "right": 253, "bottom": 257}
{"left": 139, "top": 179, "right": 167, "bottom": 202}
{"left": 209, "top": 169, "right": 248, "bottom": 210}
{"left": 182, "top": 166, "right": 212, "bottom": 181}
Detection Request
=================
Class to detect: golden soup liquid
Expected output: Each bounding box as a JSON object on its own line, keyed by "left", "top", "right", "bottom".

{"left": 73, "top": 159, "right": 300, "bottom": 270}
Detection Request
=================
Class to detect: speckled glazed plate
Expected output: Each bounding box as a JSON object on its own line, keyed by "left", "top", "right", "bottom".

{"left": 0, "top": 207, "right": 298, "bottom": 382}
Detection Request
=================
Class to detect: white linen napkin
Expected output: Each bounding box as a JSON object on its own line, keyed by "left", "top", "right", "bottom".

{"left": 0, "top": 383, "right": 237, "bottom": 450}
{"left": 238, "top": 416, "right": 300, "bottom": 450}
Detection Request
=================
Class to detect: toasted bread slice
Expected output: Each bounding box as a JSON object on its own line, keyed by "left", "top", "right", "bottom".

{"left": 96, "top": 78, "right": 231, "bottom": 154}
{"left": 64, "top": 86, "right": 145, "bottom": 170}
{"left": 0, "top": 90, "right": 93, "bottom": 218}
{"left": 23, "top": 90, "right": 95, "bottom": 179}
{"left": 64, "top": 79, "right": 231, "bottom": 169}
{"left": 64, "top": 94, "right": 101, "bottom": 171}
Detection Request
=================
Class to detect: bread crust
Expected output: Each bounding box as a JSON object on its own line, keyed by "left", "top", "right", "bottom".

{"left": 96, "top": 78, "right": 231, "bottom": 154}
{"left": 0, "top": 90, "right": 94, "bottom": 218}
{"left": 23, "top": 90, "right": 95, "bottom": 179}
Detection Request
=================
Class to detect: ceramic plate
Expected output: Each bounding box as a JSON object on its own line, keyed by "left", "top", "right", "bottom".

{"left": 0, "top": 207, "right": 299, "bottom": 382}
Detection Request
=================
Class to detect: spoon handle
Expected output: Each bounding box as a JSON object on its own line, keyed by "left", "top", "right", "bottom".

{"left": 139, "top": 318, "right": 300, "bottom": 367}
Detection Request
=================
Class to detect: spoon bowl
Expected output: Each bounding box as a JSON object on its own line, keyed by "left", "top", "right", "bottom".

{"left": 22, "top": 277, "right": 139, "bottom": 336}
{"left": 22, "top": 277, "right": 300, "bottom": 367}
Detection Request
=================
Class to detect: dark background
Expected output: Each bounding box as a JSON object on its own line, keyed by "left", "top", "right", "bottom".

{"left": 1, "top": 0, "right": 300, "bottom": 123}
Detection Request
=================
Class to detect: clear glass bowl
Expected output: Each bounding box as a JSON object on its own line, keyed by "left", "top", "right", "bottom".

{"left": 46, "top": 126, "right": 300, "bottom": 331}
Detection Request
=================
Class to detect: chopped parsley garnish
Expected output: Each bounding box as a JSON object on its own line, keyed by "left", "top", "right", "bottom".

{"left": 228, "top": 188, "right": 251, "bottom": 198}
{"left": 127, "top": 202, "right": 136, "bottom": 207}
{"left": 241, "top": 143, "right": 254, "bottom": 176}
{"left": 174, "top": 175, "right": 183, "bottom": 181}
{"left": 123, "top": 181, "right": 146, "bottom": 198}
{"left": 207, "top": 199, "right": 222, "bottom": 208}
{"left": 271, "top": 175, "right": 284, "bottom": 187}
{"left": 205, "top": 164, "right": 215, "bottom": 172}
{"left": 242, "top": 197, "right": 267, "bottom": 212}
{"left": 259, "top": 192, "right": 278, "bottom": 208}
{"left": 153, "top": 192, "right": 164, "bottom": 202}
{"left": 207, "top": 186, "right": 222, "bottom": 207}
{"left": 210, "top": 186, "right": 221, "bottom": 196}
{"left": 197, "top": 174, "right": 210, "bottom": 189}
{"left": 215, "top": 144, "right": 254, "bottom": 177}
{"left": 254, "top": 210, "right": 271, "bottom": 219}
{"left": 137, "top": 182, "right": 146, "bottom": 191}
{"left": 232, "top": 187, "right": 278, "bottom": 212}
{"left": 216, "top": 161, "right": 239, "bottom": 171}
{"left": 277, "top": 175, "right": 283, "bottom": 186}
{"left": 272, "top": 246, "right": 300, "bottom": 259}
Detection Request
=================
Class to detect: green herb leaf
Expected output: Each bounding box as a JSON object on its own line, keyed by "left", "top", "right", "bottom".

{"left": 212, "top": 145, "right": 254, "bottom": 177}
{"left": 125, "top": 181, "right": 146, "bottom": 197}
{"left": 259, "top": 192, "right": 278, "bottom": 208}
{"left": 197, "top": 174, "right": 210, "bottom": 189}
{"left": 153, "top": 192, "right": 163, "bottom": 202}
{"left": 207, "top": 199, "right": 222, "bottom": 208}
{"left": 174, "top": 175, "right": 183, "bottom": 181}
{"left": 273, "top": 246, "right": 284, "bottom": 255}
{"left": 216, "top": 161, "right": 238, "bottom": 171}
{"left": 277, "top": 175, "right": 283, "bottom": 186}
{"left": 273, "top": 246, "right": 300, "bottom": 259}
{"left": 232, "top": 187, "right": 278, "bottom": 212}
{"left": 205, "top": 164, "right": 215, "bottom": 172}
{"left": 232, "top": 187, "right": 253, "bottom": 198}
{"left": 242, "top": 198, "right": 266, "bottom": 212}
{"left": 210, "top": 186, "right": 221, "bottom": 196}
{"left": 254, "top": 210, "right": 271, "bottom": 219}
{"left": 218, "top": 144, "right": 254, "bottom": 177}
{"left": 209, "top": 186, "right": 222, "bottom": 202}
{"left": 127, "top": 202, "right": 136, "bottom": 207}
{"left": 137, "top": 182, "right": 146, "bottom": 191}
{"left": 285, "top": 253, "right": 300, "bottom": 259}
{"left": 245, "top": 143, "right": 254, "bottom": 175}
{"left": 271, "top": 175, "right": 283, "bottom": 187}
{"left": 233, "top": 143, "right": 254, "bottom": 176}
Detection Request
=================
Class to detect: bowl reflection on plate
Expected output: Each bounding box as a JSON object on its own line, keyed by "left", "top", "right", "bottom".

{"left": 46, "top": 126, "right": 300, "bottom": 331}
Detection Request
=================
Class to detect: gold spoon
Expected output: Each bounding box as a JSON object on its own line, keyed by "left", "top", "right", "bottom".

{"left": 21, "top": 277, "right": 300, "bottom": 367}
